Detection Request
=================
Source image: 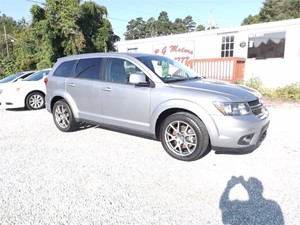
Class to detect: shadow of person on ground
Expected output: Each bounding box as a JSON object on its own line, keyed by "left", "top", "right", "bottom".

{"left": 219, "top": 176, "right": 284, "bottom": 225}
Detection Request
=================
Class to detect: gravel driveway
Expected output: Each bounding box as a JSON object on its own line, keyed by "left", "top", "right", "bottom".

{"left": 0, "top": 105, "right": 299, "bottom": 225}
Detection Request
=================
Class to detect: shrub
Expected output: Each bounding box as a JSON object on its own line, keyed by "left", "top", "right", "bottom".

{"left": 243, "top": 77, "right": 264, "bottom": 93}
{"left": 242, "top": 77, "right": 300, "bottom": 101}
{"left": 275, "top": 83, "right": 300, "bottom": 100}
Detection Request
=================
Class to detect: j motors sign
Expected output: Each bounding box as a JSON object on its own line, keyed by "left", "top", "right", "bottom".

{"left": 153, "top": 41, "right": 195, "bottom": 64}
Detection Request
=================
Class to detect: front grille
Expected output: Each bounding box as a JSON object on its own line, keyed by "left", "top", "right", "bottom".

{"left": 248, "top": 99, "right": 265, "bottom": 116}
{"left": 248, "top": 99, "right": 260, "bottom": 107}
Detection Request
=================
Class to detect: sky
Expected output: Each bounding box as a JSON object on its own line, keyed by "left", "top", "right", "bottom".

{"left": 0, "top": 0, "right": 264, "bottom": 40}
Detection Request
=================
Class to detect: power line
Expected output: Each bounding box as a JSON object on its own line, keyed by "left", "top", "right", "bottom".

{"left": 25, "top": 0, "right": 45, "bottom": 5}
{"left": 107, "top": 16, "right": 129, "bottom": 23}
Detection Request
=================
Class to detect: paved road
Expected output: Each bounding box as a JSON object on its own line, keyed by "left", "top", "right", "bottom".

{"left": 0, "top": 106, "right": 299, "bottom": 224}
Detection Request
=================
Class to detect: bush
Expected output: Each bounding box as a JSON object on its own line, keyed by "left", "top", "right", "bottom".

{"left": 275, "top": 83, "right": 300, "bottom": 100}
{"left": 242, "top": 77, "right": 300, "bottom": 101}
{"left": 243, "top": 77, "right": 264, "bottom": 93}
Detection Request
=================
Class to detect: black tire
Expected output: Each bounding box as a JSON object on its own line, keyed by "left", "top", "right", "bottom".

{"left": 25, "top": 92, "right": 45, "bottom": 110}
{"left": 52, "top": 100, "right": 79, "bottom": 132}
{"left": 160, "top": 112, "right": 210, "bottom": 161}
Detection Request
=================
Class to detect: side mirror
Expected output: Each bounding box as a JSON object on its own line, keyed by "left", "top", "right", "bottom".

{"left": 129, "top": 73, "right": 148, "bottom": 85}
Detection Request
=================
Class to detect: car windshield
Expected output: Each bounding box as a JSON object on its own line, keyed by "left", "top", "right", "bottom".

{"left": 135, "top": 55, "right": 200, "bottom": 83}
{"left": 25, "top": 70, "right": 50, "bottom": 81}
{"left": 0, "top": 72, "right": 24, "bottom": 83}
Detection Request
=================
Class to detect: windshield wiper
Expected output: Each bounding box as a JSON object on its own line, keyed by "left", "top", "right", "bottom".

{"left": 188, "top": 76, "right": 202, "bottom": 80}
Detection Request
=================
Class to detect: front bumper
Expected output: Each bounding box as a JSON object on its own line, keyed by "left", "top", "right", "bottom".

{"left": 0, "top": 95, "right": 25, "bottom": 109}
{"left": 209, "top": 110, "right": 270, "bottom": 154}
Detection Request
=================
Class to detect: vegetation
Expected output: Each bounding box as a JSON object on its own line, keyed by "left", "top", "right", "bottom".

{"left": 1, "top": 0, "right": 300, "bottom": 98}
{"left": 242, "top": 0, "right": 300, "bottom": 25}
{"left": 0, "top": 0, "right": 119, "bottom": 75}
{"left": 124, "top": 12, "right": 205, "bottom": 40}
{"left": 242, "top": 77, "right": 300, "bottom": 101}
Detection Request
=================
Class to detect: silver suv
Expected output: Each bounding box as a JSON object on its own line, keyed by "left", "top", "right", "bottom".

{"left": 45, "top": 52, "right": 269, "bottom": 161}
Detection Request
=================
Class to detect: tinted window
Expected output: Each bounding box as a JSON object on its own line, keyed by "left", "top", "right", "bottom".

{"left": 248, "top": 32, "right": 285, "bottom": 59}
{"left": 75, "top": 58, "right": 102, "bottom": 80}
{"left": 53, "top": 60, "right": 77, "bottom": 77}
{"left": 0, "top": 72, "right": 23, "bottom": 83}
{"left": 106, "top": 58, "right": 132, "bottom": 84}
{"left": 25, "top": 70, "right": 50, "bottom": 81}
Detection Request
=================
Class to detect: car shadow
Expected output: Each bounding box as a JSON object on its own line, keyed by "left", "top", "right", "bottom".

{"left": 94, "top": 123, "right": 157, "bottom": 141}
{"left": 219, "top": 176, "right": 284, "bottom": 225}
{"left": 5, "top": 107, "right": 45, "bottom": 112}
{"left": 5, "top": 107, "right": 28, "bottom": 112}
{"left": 77, "top": 122, "right": 98, "bottom": 131}
{"left": 214, "top": 148, "right": 256, "bottom": 155}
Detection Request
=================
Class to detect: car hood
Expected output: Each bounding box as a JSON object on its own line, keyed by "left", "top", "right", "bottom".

{"left": 168, "top": 78, "right": 261, "bottom": 102}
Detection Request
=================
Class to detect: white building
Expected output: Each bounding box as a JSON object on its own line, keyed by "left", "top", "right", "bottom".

{"left": 116, "top": 19, "right": 300, "bottom": 88}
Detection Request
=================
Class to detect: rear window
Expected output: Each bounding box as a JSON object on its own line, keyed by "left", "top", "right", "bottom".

{"left": 0, "top": 72, "right": 23, "bottom": 83}
{"left": 25, "top": 70, "right": 50, "bottom": 81}
{"left": 53, "top": 60, "right": 77, "bottom": 77}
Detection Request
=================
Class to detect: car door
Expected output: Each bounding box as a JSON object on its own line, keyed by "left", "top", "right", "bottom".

{"left": 101, "top": 58, "right": 151, "bottom": 132}
{"left": 66, "top": 58, "right": 103, "bottom": 123}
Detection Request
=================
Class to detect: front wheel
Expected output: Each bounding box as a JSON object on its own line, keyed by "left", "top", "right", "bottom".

{"left": 25, "top": 92, "right": 45, "bottom": 110}
{"left": 52, "top": 100, "right": 79, "bottom": 132}
{"left": 160, "top": 112, "right": 210, "bottom": 161}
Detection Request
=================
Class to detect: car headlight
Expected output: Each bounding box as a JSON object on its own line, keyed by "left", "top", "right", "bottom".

{"left": 213, "top": 101, "right": 252, "bottom": 116}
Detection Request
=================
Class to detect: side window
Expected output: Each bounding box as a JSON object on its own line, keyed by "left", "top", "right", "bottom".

{"left": 107, "top": 58, "right": 130, "bottom": 84}
{"left": 53, "top": 60, "right": 77, "bottom": 77}
{"left": 75, "top": 58, "right": 102, "bottom": 80}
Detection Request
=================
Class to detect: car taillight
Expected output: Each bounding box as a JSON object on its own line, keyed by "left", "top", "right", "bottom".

{"left": 44, "top": 77, "right": 48, "bottom": 85}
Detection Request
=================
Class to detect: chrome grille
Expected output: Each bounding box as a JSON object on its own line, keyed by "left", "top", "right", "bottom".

{"left": 248, "top": 99, "right": 265, "bottom": 116}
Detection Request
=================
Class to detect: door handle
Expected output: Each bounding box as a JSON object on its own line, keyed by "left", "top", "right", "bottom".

{"left": 103, "top": 87, "right": 112, "bottom": 92}
{"left": 68, "top": 83, "right": 75, "bottom": 87}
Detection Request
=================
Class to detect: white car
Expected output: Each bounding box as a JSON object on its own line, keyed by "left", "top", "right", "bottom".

{"left": 0, "top": 69, "right": 51, "bottom": 110}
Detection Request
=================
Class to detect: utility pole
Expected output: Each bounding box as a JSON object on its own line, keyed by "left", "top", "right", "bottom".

{"left": 4, "top": 25, "right": 10, "bottom": 57}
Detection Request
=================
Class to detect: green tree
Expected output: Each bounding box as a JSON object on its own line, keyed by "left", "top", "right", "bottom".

{"left": 124, "top": 17, "right": 146, "bottom": 40}
{"left": 183, "top": 16, "right": 196, "bottom": 32}
{"left": 196, "top": 24, "right": 205, "bottom": 31}
{"left": 241, "top": 15, "right": 261, "bottom": 25}
{"left": 124, "top": 11, "right": 206, "bottom": 40}
{"left": 0, "top": 13, "right": 28, "bottom": 74}
{"left": 172, "top": 18, "right": 188, "bottom": 34}
{"left": 29, "top": 0, "right": 119, "bottom": 67}
{"left": 144, "top": 17, "right": 157, "bottom": 38}
{"left": 0, "top": 1, "right": 119, "bottom": 76}
{"left": 79, "top": 1, "right": 119, "bottom": 52}
{"left": 242, "top": 0, "right": 300, "bottom": 25}
{"left": 156, "top": 11, "right": 172, "bottom": 36}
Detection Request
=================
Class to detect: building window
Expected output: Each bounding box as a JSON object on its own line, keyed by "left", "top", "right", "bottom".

{"left": 221, "top": 35, "right": 234, "bottom": 57}
{"left": 248, "top": 32, "right": 286, "bottom": 59}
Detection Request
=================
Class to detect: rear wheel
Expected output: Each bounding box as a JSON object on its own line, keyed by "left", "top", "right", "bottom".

{"left": 52, "top": 100, "right": 79, "bottom": 132}
{"left": 25, "top": 92, "right": 45, "bottom": 110}
{"left": 160, "top": 112, "right": 210, "bottom": 161}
